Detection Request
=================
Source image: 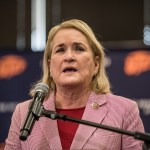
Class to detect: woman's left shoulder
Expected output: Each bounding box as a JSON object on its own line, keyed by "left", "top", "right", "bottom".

{"left": 105, "top": 93, "right": 138, "bottom": 108}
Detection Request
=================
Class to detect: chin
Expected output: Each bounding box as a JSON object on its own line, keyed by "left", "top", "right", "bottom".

{"left": 61, "top": 80, "right": 81, "bottom": 87}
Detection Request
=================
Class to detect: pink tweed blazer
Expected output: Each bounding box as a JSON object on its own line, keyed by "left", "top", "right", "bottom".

{"left": 5, "top": 92, "right": 144, "bottom": 150}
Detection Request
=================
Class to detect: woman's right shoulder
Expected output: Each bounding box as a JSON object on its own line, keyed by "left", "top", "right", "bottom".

{"left": 17, "top": 99, "right": 32, "bottom": 108}
{"left": 11, "top": 99, "right": 33, "bottom": 125}
{"left": 13, "top": 99, "right": 32, "bottom": 116}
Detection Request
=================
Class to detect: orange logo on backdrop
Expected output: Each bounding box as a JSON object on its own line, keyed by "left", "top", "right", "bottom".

{"left": 124, "top": 50, "right": 150, "bottom": 76}
{"left": 0, "top": 54, "right": 28, "bottom": 79}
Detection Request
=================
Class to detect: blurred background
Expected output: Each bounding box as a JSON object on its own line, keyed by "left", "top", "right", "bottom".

{"left": 0, "top": 0, "right": 150, "bottom": 143}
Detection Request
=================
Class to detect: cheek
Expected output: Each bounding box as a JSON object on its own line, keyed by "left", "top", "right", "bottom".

{"left": 50, "top": 60, "right": 54, "bottom": 69}
{"left": 50, "top": 57, "right": 62, "bottom": 76}
{"left": 80, "top": 57, "right": 95, "bottom": 75}
{"left": 50, "top": 58, "right": 60, "bottom": 75}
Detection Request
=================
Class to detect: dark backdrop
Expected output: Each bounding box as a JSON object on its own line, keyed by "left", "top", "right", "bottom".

{"left": 0, "top": 48, "right": 150, "bottom": 143}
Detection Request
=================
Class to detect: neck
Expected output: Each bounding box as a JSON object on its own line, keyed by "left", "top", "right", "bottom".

{"left": 55, "top": 87, "right": 91, "bottom": 109}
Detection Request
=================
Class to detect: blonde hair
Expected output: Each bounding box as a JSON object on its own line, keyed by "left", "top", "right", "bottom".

{"left": 30, "top": 19, "right": 111, "bottom": 95}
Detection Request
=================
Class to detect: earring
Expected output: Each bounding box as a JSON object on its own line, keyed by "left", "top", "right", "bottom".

{"left": 95, "top": 72, "right": 98, "bottom": 77}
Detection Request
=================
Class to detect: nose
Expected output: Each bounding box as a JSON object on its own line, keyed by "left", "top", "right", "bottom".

{"left": 64, "top": 49, "right": 76, "bottom": 62}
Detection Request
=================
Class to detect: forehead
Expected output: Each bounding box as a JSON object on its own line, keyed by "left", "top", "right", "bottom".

{"left": 52, "top": 28, "right": 88, "bottom": 43}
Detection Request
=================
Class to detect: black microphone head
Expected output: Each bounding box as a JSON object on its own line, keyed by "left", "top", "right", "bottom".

{"left": 35, "top": 82, "right": 49, "bottom": 95}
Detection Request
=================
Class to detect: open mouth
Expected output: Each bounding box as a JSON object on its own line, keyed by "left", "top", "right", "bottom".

{"left": 63, "top": 67, "right": 77, "bottom": 73}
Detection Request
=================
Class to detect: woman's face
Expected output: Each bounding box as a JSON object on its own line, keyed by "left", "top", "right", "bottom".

{"left": 49, "top": 28, "right": 99, "bottom": 90}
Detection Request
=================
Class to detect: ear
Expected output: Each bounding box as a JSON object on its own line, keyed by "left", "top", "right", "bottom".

{"left": 94, "top": 56, "right": 100, "bottom": 75}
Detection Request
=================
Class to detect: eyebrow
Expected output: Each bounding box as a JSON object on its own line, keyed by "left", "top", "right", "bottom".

{"left": 74, "top": 42, "right": 85, "bottom": 45}
{"left": 55, "top": 43, "right": 64, "bottom": 48}
{"left": 54, "top": 42, "right": 84, "bottom": 48}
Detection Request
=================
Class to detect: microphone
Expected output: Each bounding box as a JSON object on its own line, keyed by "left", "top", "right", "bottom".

{"left": 20, "top": 82, "right": 49, "bottom": 141}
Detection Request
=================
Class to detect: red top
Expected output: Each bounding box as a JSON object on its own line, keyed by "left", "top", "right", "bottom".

{"left": 56, "top": 107, "right": 85, "bottom": 150}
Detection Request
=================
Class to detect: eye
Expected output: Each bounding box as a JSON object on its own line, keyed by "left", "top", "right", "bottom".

{"left": 56, "top": 47, "right": 65, "bottom": 53}
{"left": 75, "top": 45, "right": 85, "bottom": 52}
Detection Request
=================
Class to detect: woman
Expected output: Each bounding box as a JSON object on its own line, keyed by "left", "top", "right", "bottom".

{"left": 5, "top": 19, "right": 144, "bottom": 150}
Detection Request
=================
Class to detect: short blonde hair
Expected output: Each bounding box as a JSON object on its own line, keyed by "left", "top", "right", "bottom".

{"left": 30, "top": 19, "right": 111, "bottom": 95}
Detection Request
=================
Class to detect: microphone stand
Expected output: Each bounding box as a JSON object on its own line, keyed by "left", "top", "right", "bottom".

{"left": 41, "top": 107, "right": 150, "bottom": 150}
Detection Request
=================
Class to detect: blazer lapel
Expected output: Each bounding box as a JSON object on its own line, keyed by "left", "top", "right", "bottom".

{"left": 70, "top": 92, "right": 108, "bottom": 150}
{"left": 39, "top": 93, "right": 62, "bottom": 150}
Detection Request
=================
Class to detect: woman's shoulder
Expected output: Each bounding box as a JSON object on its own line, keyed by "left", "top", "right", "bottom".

{"left": 91, "top": 92, "right": 137, "bottom": 107}
{"left": 13, "top": 99, "right": 32, "bottom": 118}
{"left": 16, "top": 99, "right": 32, "bottom": 109}
{"left": 104, "top": 93, "right": 139, "bottom": 113}
{"left": 106, "top": 93, "right": 137, "bottom": 105}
